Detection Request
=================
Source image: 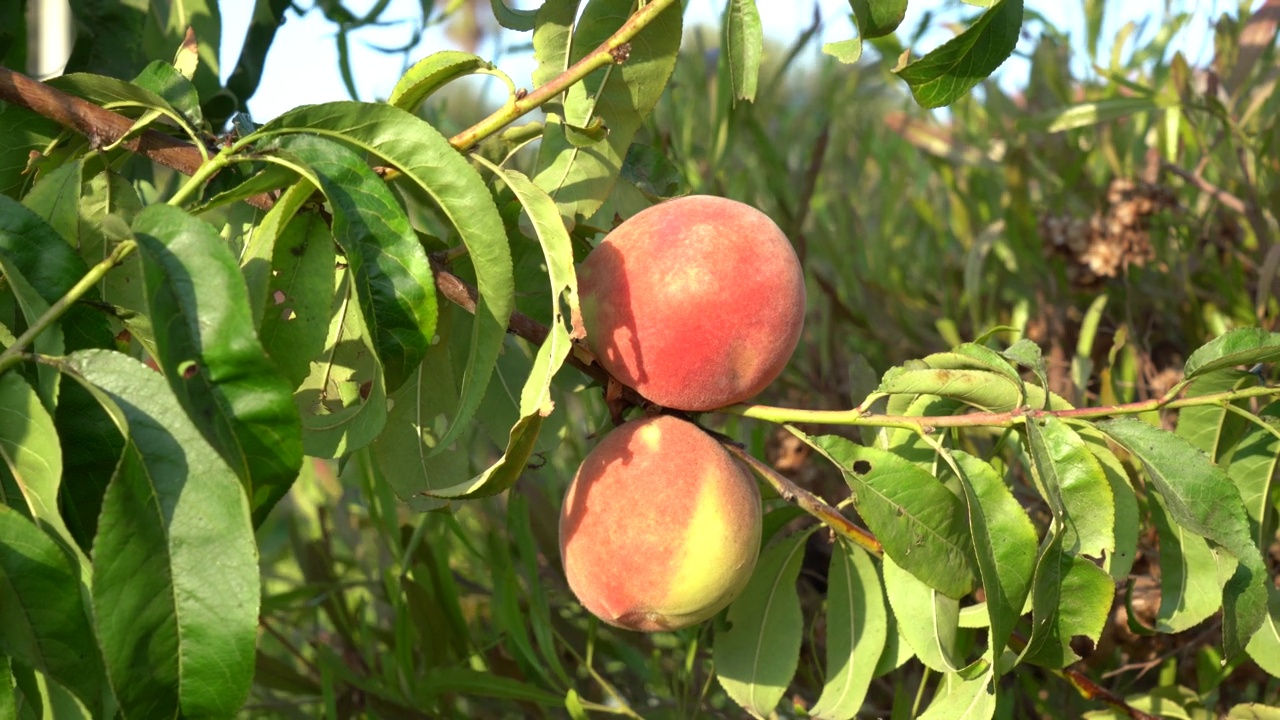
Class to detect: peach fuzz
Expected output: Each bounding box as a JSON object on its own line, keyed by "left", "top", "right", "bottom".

{"left": 578, "top": 195, "right": 805, "bottom": 411}
{"left": 558, "top": 415, "right": 762, "bottom": 632}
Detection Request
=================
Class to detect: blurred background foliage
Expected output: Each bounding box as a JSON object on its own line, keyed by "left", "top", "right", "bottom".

{"left": 91, "top": 0, "right": 1273, "bottom": 716}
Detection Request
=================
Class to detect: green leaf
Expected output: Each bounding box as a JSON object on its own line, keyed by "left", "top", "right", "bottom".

{"left": 420, "top": 667, "right": 563, "bottom": 706}
{"left": 882, "top": 553, "right": 964, "bottom": 672}
{"left": 1245, "top": 584, "right": 1280, "bottom": 678}
{"left": 239, "top": 178, "right": 313, "bottom": 326}
{"left": 918, "top": 668, "right": 996, "bottom": 720}
{"left": 131, "top": 60, "right": 204, "bottom": 129}
{"left": 53, "top": 382, "right": 123, "bottom": 552}
{"left": 1023, "top": 416, "right": 1114, "bottom": 558}
{"left": 0, "top": 506, "right": 104, "bottom": 717}
{"left": 255, "top": 102, "right": 513, "bottom": 455}
{"left": 715, "top": 529, "right": 811, "bottom": 717}
{"left": 1183, "top": 328, "right": 1280, "bottom": 382}
{"left": 822, "top": 37, "right": 864, "bottom": 63}
{"left": 263, "top": 134, "right": 437, "bottom": 391}
{"left": 534, "top": 0, "right": 682, "bottom": 220}
{"left": 848, "top": 0, "right": 907, "bottom": 38}
{"left": 531, "top": 0, "right": 580, "bottom": 89}
{"left": 893, "top": 0, "right": 1024, "bottom": 109}
{"left": 0, "top": 104, "right": 60, "bottom": 199}
{"left": 1098, "top": 418, "right": 1268, "bottom": 659}
{"left": 943, "top": 450, "right": 1037, "bottom": 663}
{"left": 47, "top": 74, "right": 201, "bottom": 146}
{"left": 389, "top": 50, "right": 496, "bottom": 112}
{"left": 425, "top": 162, "right": 582, "bottom": 499}
{"left": 77, "top": 170, "right": 146, "bottom": 316}
{"left": 808, "top": 540, "right": 886, "bottom": 720}
{"left": 60, "top": 349, "right": 258, "bottom": 718}
{"left": 0, "top": 195, "right": 114, "bottom": 352}
{"left": 1022, "top": 96, "right": 1166, "bottom": 133}
{"left": 803, "top": 431, "right": 976, "bottom": 598}
{"left": 133, "top": 204, "right": 302, "bottom": 524}
{"left": 258, "top": 209, "right": 337, "bottom": 389}
{"left": 0, "top": 256, "right": 63, "bottom": 412}
{"left": 724, "top": 0, "right": 763, "bottom": 103}
{"left": 1175, "top": 370, "right": 1258, "bottom": 462}
{"left": 0, "top": 373, "right": 85, "bottom": 572}
{"left": 1148, "top": 491, "right": 1231, "bottom": 633}
{"left": 490, "top": 0, "right": 538, "bottom": 30}
{"left": 1228, "top": 703, "right": 1280, "bottom": 720}
{"left": 20, "top": 159, "right": 83, "bottom": 245}
{"left": 1226, "top": 401, "right": 1280, "bottom": 549}
{"left": 878, "top": 367, "right": 1023, "bottom": 412}
{"left": 1079, "top": 431, "right": 1139, "bottom": 581}
{"left": 1020, "top": 535, "right": 1114, "bottom": 668}
{"left": 296, "top": 268, "right": 388, "bottom": 457}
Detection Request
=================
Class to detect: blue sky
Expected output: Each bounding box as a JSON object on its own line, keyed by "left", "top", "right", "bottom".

{"left": 220, "top": 0, "right": 1243, "bottom": 122}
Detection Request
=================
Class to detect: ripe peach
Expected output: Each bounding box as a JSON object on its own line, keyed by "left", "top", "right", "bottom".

{"left": 559, "top": 415, "right": 762, "bottom": 632}
{"left": 578, "top": 195, "right": 805, "bottom": 411}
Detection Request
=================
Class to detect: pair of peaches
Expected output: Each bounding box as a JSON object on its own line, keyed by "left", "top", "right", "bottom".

{"left": 559, "top": 196, "right": 805, "bottom": 632}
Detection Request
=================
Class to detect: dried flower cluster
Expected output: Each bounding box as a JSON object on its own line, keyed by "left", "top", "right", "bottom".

{"left": 1040, "top": 178, "right": 1179, "bottom": 286}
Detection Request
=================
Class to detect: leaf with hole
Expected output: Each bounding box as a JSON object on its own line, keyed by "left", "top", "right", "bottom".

{"left": 1023, "top": 416, "right": 1114, "bottom": 558}
{"left": 134, "top": 204, "right": 302, "bottom": 524}
{"left": 254, "top": 101, "right": 512, "bottom": 456}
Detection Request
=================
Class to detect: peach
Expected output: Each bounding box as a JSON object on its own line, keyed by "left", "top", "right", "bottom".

{"left": 578, "top": 195, "right": 805, "bottom": 411}
{"left": 559, "top": 415, "right": 762, "bottom": 632}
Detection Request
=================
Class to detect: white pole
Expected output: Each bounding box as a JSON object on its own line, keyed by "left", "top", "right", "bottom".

{"left": 30, "top": 0, "right": 73, "bottom": 80}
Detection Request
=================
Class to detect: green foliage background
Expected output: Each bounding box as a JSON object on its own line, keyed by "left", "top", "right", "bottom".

{"left": 0, "top": 1, "right": 1279, "bottom": 719}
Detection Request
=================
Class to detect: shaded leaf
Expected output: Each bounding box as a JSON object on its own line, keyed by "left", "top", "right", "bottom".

{"left": 20, "top": 159, "right": 82, "bottom": 245}
{"left": 918, "top": 669, "right": 996, "bottom": 720}
{"left": 258, "top": 210, "right": 337, "bottom": 389}
{"left": 893, "top": 0, "right": 1024, "bottom": 109}
{"left": 1175, "top": 370, "right": 1258, "bottom": 462}
{"left": 1148, "top": 491, "right": 1231, "bottom": 633}
{"left": 256, "top": 102, "right": 513, "bottom": 457}
{"left": 1245, "top": 584, "right": 1280, "bottom": 678}
{"left": 0, "top": 256, "right": 63, "bottom": 412}
{"left": 534, "top": 0, "right": 682, "bottom": 220}
{"left": 878, "top": 367, "right": 1023, "bottom": 412}
{"left": 61, "top": 349, "right": 257, "bottom": 719}
{"left": 133, "top": 204, "right": 302, "bottom": 523}
{"left": 490, "top": 0, "right": 538, "bottom": 31}
{"left": 715, "top": 529, "right": 811, "bottom": 717}
{"left": 1024, "top": 96, "right": 1167, "bottom": 133}
{"left": 0, "top": 104, "right": 60, "bottom": 199}
{"left": 0, "top": 506, "right": 104, "bottom": 717}
{"left": 1021, "top": 535, "right": 1114, "bottom": 668}
{"left": 849, "top": 0, "right": 907, "bottom": 38}
{"left": 808, "top": 540, "right": 886, "bottom": 720}
{"left": 265, "top": 134, "right": 437, "bottom": 391}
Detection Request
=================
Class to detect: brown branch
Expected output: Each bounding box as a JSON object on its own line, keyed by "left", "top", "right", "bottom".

{"left": 1160, "top": 160, "right": 1247, "bottom": 215}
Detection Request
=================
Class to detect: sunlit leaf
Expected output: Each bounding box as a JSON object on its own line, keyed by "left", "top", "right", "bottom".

{"left": 724, "top": 0, "right": 763, "bottom": 103}
{"left": 389, "top": 50, "right": 496, "bottom": 112}
{"left": 1183, "top": 328, "right": 1280, "bottom": 381}
{"left": 878, "top": 367, "right": 1023, "bottom": 412}
{"left": 1023, "top": 416, "right": 1114, "bottom": 558}
{"left": 802, "top": 431, "right": 976, "bottom": 598}
{"left": 848, "top": 0, "right": 907, "bottom": 38}
{"left": 1148, "top": 491, "right": 1231, "bottom": 633}
{"left": 893, "top": 0, "right": 1024, "bottom": 108}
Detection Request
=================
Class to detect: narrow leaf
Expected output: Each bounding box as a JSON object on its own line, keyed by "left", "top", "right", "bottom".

{"left": 389, "top": 50, "right": 496, "bottom": 112}
{"left": 893, "top": 0, "right": 1024, "bottom": 109}
{"left": 258, "top": 210, "right": 337, "bottom": 389}
{"left": 61, "top": 349, "right": 258, "bottom": 718}
{"left": 1021, "top": 535, "right": 1114, "bottom": 668}
{"left": 20, "top": 159, "right": 83, "bottom": 245}
{"left": 878, "top": 367, "right": 1023, "bottom": 412}
{"left": 1148, "top": 491, "right": 1230, "bottom": 633}
{"left": 918, "top": 668, "right": 996, "bottom": 720}
{"left": 808, "top": 540, "right": 886, "bottom": 720}
{"left": 490, "top": 0, "right": 538, "bottom": 31}
{"left": 715, "top": 530, "right": 811, "bottom": 717}
{"left": 724, "top": 0, "right": 763, "bottom": 103}
{"left": 1245, "top": 584, "right": 1280, "bottom": 678}
{"left": 134, "top": 204, "right": 302, "bottom": 523}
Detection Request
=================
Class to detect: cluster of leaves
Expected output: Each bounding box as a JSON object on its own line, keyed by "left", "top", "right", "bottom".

{"left": 0, "top": 1, "right": 1279, "bottom": 719}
